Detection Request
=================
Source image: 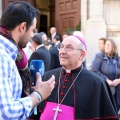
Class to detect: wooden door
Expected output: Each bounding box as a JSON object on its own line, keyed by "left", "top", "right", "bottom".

{"left": 55, "top": 0, "right": 80, "bottom": 35}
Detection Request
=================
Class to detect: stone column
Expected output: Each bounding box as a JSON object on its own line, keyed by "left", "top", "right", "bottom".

{"left": 0, "top": 0, "right": 2, "bottom": 18}
{"left": 85, "top": 0, "right": 106, "bottom": 68}
{"left": 88, "top": 0, "right": 104, "bottom": 21}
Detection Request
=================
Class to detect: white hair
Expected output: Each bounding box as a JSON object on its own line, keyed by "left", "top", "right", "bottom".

{"left": 79, "top": 41, "right": 86, "bottom": 62}
{"left": 73, "top": 31, "right": 83, "bottom": 38}
{"left": 52, "top": 27, "right": 56, "bottom": 32}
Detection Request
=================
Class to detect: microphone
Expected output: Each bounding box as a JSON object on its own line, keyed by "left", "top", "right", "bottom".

{"left": 29, "top": 60, "right": 45, "bottom": 116}
{"left": 30, "top": 60, "right": 45, "bottom": 85}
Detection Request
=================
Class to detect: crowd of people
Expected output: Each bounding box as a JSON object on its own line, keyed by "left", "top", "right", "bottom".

{"left": 0, "top": 1, "right": 120, "bottom": 120}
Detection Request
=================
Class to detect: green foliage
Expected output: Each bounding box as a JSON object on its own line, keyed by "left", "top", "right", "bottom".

{"left": 67, "top": 22, "right": 81, "bottom": 35}
{"left": 67, "top": 28, "right": 75, "bottom": 35}
{"left": 76, "top": 22, "right": 81, "bottom": 31}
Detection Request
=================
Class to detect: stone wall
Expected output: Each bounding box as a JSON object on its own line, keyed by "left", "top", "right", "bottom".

{"left": 104, "top": 0, "right": 120, "bottom": 55}
{"left": 0, "top": 1, "right": 2, "bottom": 18}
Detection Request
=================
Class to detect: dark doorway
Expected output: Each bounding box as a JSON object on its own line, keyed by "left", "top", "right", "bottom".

{"left": 39, "top": 14, "right": 48, "bottom": 34}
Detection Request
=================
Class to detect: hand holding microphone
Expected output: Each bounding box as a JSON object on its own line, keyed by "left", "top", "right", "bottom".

{"left": 29, "top": 72, "right": 55, "bottom": 109}
{"left": 30, "top": 60, "right": 55, "bottom": 99}
{"left": 29, "top": 60, "right": 55, "bottom": 109}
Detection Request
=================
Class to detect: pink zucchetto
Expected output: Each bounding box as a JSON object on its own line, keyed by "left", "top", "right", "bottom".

{"left": 71, "top": 35, "right": 87, "bottom": 51}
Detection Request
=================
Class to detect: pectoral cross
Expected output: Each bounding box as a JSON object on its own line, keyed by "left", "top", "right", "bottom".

{"left": 53, "top": 105, "right": 62, "bottom": 120}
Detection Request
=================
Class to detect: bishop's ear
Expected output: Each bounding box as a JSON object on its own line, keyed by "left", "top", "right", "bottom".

{"left": 19, "top": 22, "right": 26, "bottom": 33}
{"left": 79, "top": 50, "right": 86, "bottom": 60}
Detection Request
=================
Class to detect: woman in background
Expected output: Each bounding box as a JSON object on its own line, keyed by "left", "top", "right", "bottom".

{"left": 91, "top": 38, "right": 120, "bottom": 114}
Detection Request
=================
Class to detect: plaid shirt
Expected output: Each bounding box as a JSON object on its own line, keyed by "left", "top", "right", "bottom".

{"left": 0, "top": 35, "right": 32, "bottom": 120}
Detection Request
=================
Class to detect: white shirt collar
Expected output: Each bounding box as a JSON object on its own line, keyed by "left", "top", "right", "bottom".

{"left": 55, "top": 41, "right": 60, "bottom": 45}
{"left": 36, "top": 44, "right": 44, "bottom": 50}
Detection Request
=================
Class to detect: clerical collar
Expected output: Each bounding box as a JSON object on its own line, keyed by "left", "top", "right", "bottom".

{"left": 65, "top": 69, "right": 71, "bottom": 73}
{"left": 63, "top": 65, "right": 83, "bottom": 74}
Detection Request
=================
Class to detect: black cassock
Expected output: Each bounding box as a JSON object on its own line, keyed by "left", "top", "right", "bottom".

{"left": 39, "top": 66, "right": 118, "bottom": 119}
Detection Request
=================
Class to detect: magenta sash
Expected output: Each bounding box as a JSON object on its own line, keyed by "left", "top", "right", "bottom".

{"left": 40, "top": 102, "right": 74, "bottom": 120}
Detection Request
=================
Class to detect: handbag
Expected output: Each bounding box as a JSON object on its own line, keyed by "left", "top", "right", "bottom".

{"left": 110, "top": 61, "right": 118, "bottom": 95}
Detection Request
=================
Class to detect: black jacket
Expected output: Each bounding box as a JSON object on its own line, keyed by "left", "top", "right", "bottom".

{"left": 28, "top": 46, "right": 51, "bottom": 72}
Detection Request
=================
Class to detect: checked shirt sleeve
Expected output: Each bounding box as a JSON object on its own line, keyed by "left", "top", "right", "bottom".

{"left": 0, "top": 55, "right": 32, "bottom": 120}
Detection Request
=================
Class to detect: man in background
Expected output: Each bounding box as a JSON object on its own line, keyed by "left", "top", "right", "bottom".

{"left": 29, "top": 33, "right": 51, "bottom": 72}
{"left": 98, "top": 37, "right": 107, "bottom": 52}
{"left": 49, "top": 27, "right": 62, "bottom": 43}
